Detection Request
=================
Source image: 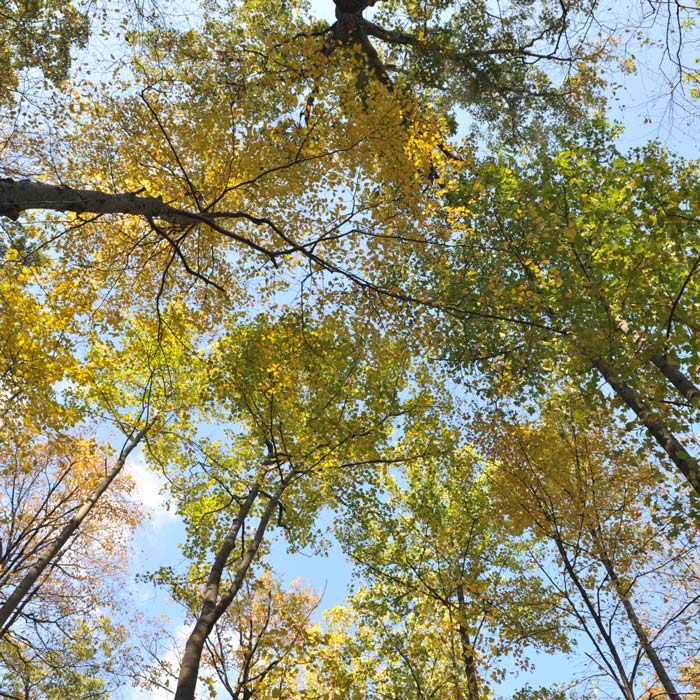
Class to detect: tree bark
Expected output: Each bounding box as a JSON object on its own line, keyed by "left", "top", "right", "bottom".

{"left": 592, "top": 357, "right": 700, "bottom": 496}
{"left": 650, "top": 353, "right": 700, "bottom": 406}
{"left": 173, "top": 483, "right": 260, "bottom": 700}
{"left": 0, "top": 419, "right": 154, "bottom": 634}
{"left": 0, "top": 177, "right": 278, "bottom": 259}
{"left": 520, "top": 251, "right": 700, "bottom": 497}
{"left": 174, "top": 473, "right": 293, "bottom": 700}
{"left": 614, "top": 316, "right": 700, "bottom": 408}
{"left": 0, "top": 177, "right": 198, "bottom": 225}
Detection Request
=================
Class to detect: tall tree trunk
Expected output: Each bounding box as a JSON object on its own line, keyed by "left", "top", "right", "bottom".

{"left": 590, "top": 529, "right": 682, "bottom": 700}
{"left": 455, "top": 584, "right": 481, "bottom": 700}
{"left": 174, "top": 473, "right": 292, "bottom": 700}
{"left": 0, "top": 419, "right": 154, "bottom": 634}
{"left": 551, "top": 529, "right": 636, "bottom": 700}
{"left": 614, "top": 316, "right": 700, "bottom": 408}
{"left": 649, "top": 353, "right": 700, "bottom": 406}
{"left": 525, "top": 253, "right": 700, "bottom": 496}
{"left": 592, "top": 357, "right": 700, "bottom": 496}
{"left": 0, "top": 178, "right": 200, "bottom": 224}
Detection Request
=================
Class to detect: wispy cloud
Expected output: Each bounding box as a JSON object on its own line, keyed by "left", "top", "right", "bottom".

{"left": 126, "top": 450, "right": 180, "bottom": 533}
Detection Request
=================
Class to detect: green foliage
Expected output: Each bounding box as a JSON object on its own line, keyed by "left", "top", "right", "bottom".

{"left": 0, "top": 617, "right": 126, "bottom": 700}
{"left": 510, "top": 684, "right": 568, "bottom": 700}
{"left": 3, "top": 2, "right": 700, "bottom": 700}
{"left": 485, "top": 396, "right": 700, "bottom": 694}
{"left": 334, "top": 422, "right": 570, "bottom": 696}
{"left": 432, "top": 122, "right": 700, "bottom": 426}
{"left": 369, "top": 0, "right": 605, "bottom": 136}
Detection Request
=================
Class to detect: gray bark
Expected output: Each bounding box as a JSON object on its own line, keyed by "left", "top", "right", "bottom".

{"left": 592, "top": 357, "right": 700, "bottom": 496}
{"left": 591, "top": 531, "right": 682, "bottom": 700}
{"left": 552, "top": 533, "right": 636, "bottom": 700}
{"left": 614, "top": 316, "right": 700, "bottom": 408}
{"left": 455, "top": 584, "right": 481, "bottom": 700}
{"left": 0, "top": 177, "right": 278, "bottom": 259}
{"left": 174, "top": 472, "right": 294, "bottom": 700}
{"left": 0, "top": 178, "right": 196, "bottom": 225}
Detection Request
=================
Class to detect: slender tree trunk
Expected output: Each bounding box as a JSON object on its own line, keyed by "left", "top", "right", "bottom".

{"left": 0, "top": 419, "right": 154, "bottom": 634}
{"left": 649, "top": 353, "right": 700, "bottom": 406}
{"left": 455, "top": 584, "right": 480, "bottom": 700}
{"left": 614, "top": 316, "right": 700, "bottom": 407}
{"left": 174, "top": 474, "right": 292, "bottom": 700}
{"left": 592, "top": 357, "right": 700, "bottom": 496}
{"left": 525, "top": 255, "right": 700, "bottom": 496}
{"left": 174, "top": 483, "right": 260, "bottom": 700}
{"left": 590, "top": 530, "right": 682, "bottom": 700}
{"left": 551, "top": 531, "right": 636, "bottom": 700}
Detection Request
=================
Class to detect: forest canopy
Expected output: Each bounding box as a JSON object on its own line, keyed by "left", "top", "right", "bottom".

{"left": 2, "top": 0, "right": 700, "bottom": 699}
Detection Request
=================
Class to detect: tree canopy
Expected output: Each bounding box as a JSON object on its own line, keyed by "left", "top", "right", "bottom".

{"left": 2, "top": 0, "right": 700, "bottom": 698}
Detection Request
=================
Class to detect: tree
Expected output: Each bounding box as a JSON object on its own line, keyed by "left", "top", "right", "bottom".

{"left": 485, "top": 398, "right": 700, "bottom": 699}
{"left": 134, "top": 571, "right": 321, "bottom": 700}
{"left": 0, "top": 231, "right": 161, "bottom": 696}
{"left": 1, "top": 39, "right": 444, "bottom": 351}
{"left": 427, "top": 124, "right": 700, "bottom": 497}
{"left": 0, "top": 428, "right": 145, "bottom": 697}
{"left": 327, "top": 0, "right": 605, "bottom": 135}
{"left": 0, "top": 617, "right": 127, "bottom": 700}
{"left": 200, "top": 571, "right": 321, "bottom": 700}
{"left": 0, "top": 0, "right": 90, "bottom": 102}
{"left": 334, "top": 419, "right": 569, "bottom": 700}
{"left": 90, "top": 302, "right": 442, "bottom": 700}
{"left": 0, "top": 3, "right": 688, "bottom": 505}
{"left": 0, "top": 236, "right": 152, "bottom": 637}
{"left": 0, "top": 242, "right": 83, "bottom": 433}
{"left": 0, "top": 0, "right": 613, "bottom": 325}
{"left": 0, "top": 423, "right": 150, "bottom": 633}
{"left": 2, "top": 1, "right": 700, "bottom": 697}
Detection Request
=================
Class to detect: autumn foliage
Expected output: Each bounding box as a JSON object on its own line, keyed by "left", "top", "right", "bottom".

{"left": 2, "top": 0, "right": 700, "bottom": 698}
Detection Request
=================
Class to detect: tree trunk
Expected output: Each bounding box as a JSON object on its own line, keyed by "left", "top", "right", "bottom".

{"left": 551, "top": 530, "right": 636, "bottom": 700}
{"left": 455, "top": 584, "right": 481, "bottom": 700}
{"left": 592, "top": 357, "right": 700, "bottom": 496}
{"left": 0, "top": 419, "right": 154, "bottom": 633}
{"left": 174, "top": 475, "right": 291, "bottom": 700}
{"left": 0, "top": 177, "right": 198, "bottom": 224}
{"left": 591, "top": 530, "right": 682, "bottom": 700}
{"left": 614, "top": 316, "right": 700, "bottom": 408}
{"left": 0, "top": 177, "right": 276, "bottom": 258}
{"left": 524, "top": 259, "right": 700, "bottom": 497}
{"left": 650, "top": 353, "right": 700, "bottom": 406}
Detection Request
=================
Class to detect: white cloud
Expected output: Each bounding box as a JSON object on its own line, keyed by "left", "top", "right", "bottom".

{"left": 126, "top": 450, "right": 180, "bottom": 533}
